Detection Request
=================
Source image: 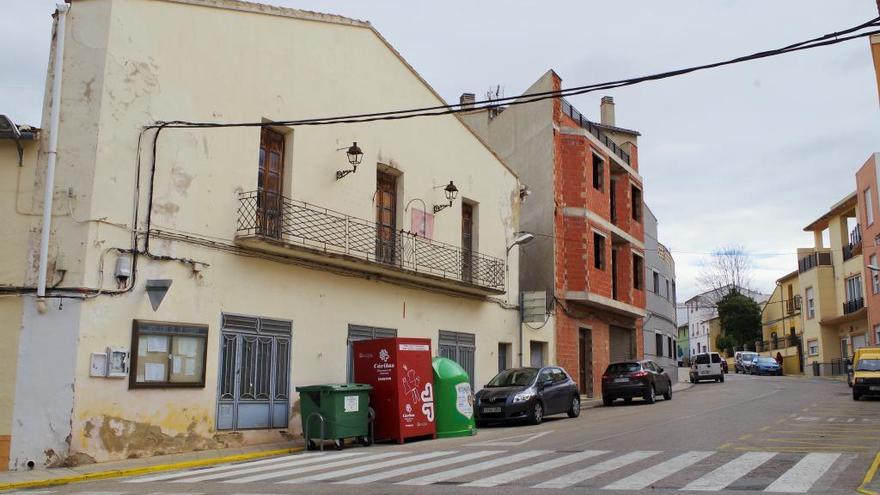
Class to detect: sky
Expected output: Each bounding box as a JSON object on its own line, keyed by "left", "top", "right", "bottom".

{"left": 2, "top": 1, "right": 879, "bottom": 302}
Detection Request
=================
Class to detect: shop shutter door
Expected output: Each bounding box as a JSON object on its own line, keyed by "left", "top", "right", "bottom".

{"left": 609, "top": 326, "right": 634, "bottom": 363}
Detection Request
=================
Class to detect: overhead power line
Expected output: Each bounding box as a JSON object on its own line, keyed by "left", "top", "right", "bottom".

{"left": 150, "top": 16, "right": 880, "bottom": 130}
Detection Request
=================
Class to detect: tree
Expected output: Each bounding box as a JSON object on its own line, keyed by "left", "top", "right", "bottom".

{"left": 717, "top": 289, "right": 762, "bottom": 348}
{"left": 715, "top": 334, "right": 735, "bottom": 357}
{"left": 697, "top": 245, "right": 754, "bottom": 293}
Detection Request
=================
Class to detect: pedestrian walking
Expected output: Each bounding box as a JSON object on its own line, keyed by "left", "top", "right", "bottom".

{"left": 775, "top": 352, "right": 783, "bottom": 366}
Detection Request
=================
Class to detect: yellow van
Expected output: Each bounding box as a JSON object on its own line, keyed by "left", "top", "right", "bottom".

{"left": 852, "top": 347, "right": 880, "bottom": 401}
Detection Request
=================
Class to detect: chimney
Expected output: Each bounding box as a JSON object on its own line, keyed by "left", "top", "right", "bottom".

{"left": 600, "top": 96, "right": 615, "bottom": 127}
{"left": 460, "top": 92, "right": 476, "bottom": 109}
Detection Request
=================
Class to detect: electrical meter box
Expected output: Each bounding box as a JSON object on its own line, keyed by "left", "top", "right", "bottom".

{"left": 353, "top": 338, "right": 436, "bottom": 443}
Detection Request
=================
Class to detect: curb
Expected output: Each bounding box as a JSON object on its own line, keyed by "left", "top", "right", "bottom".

{"left": 858, "top": 451, "right": 880, "bottom": 495}
{"left": 0, "top": 447, "right": 303, "bottom": 492}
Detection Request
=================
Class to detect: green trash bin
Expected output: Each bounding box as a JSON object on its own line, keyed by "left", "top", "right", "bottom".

{"left": 296, "top": 383, "right": 373, "bottom": 450}
{"left": 432, "top": 357, "right": 476, "bottom": 438}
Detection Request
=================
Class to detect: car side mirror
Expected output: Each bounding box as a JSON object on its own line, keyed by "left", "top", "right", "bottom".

{"left": 658, "top": 366, "right": 664, "bottom": 372}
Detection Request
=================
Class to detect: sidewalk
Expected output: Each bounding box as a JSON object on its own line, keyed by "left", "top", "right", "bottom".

{"left": 0, "top": 441, "right": 302, "bottom": 491}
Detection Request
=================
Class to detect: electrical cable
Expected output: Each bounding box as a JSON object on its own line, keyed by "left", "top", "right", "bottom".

{"left": 114, "top": 15, "right": 880, "bottom": 304}
{"left": 143, "top": 16, "right": 880, "bottom": 130}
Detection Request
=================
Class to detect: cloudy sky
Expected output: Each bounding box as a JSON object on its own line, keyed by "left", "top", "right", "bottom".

{"left": 3, "top": 1, "right": 879, "bottom": 301}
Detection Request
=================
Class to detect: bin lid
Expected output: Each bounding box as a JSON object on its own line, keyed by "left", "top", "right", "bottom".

{"left": 296, "top": 383, "right": 373, "bottom": 393}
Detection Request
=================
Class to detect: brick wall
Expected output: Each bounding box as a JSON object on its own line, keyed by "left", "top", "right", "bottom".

{"left": 554, "top": 302, "right": 643, "bottom": 397}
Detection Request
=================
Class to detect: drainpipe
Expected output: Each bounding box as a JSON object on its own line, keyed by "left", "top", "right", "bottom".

{"left": 36, "top": 3, "right": 69, "bottom": 309}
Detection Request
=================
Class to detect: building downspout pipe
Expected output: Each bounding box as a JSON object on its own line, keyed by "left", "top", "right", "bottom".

{"left": 36, "top": 3, "right": 70, "bottom": 306}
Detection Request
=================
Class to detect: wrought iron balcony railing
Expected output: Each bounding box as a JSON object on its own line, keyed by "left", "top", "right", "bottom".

{"left": 844, "top": 224, "right": 862, "bottom": 261}
{"left": 797, "top": 252, "right": 832, "bottom": 273}
{"left": 784, "top": 296, "right": 801, "bottom": 314}
{"left": 560, "top": 99, "right": 631, "bottom": 165}
{"left": 235, "top": 190, "right": 506, "bottom": 291}
{"left": 843, "top": 297, "right": 864, "bottom": 315}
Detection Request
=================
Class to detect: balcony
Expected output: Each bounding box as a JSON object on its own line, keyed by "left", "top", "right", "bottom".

{"left": 235, "top": 191, "right": 506, "bottom": 295}
{"left": 784, "top": 296, "right": 802, "bottom": 315}
{"left": 843, "top": 297, "right": 865, "bottom": 315}
{"left": 560, "top": 99, "right": 631, "bottom": 165}
{"left": 797, "top": 252, "right": 832, "bottom": 273}
{"left": 844, "top": 224, "right": 863, "bottom": 261}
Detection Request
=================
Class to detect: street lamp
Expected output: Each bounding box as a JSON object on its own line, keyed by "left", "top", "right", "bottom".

{"left": 335, "top": 141, "right": 363, "bottom": 180}
{"left": 432, "top": 181, "right": 459, "bottom": 213}
{"left": 507, "top": 232, "right": 536, "bottom": 253}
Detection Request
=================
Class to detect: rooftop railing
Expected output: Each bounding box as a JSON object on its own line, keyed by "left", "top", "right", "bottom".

{"left": 560, "top": 99, "right": 631, "bottom": 165}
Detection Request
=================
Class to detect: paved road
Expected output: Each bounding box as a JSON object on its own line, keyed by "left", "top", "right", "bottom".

{"left": 8, "top": 373, "right": 879, "bottom": 495}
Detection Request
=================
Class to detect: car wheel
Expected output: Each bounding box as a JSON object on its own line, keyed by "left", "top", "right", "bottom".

{"left": 307, "top": 439, "right": 318, "bottom": 451}
{"left": 689, "top": 374, "right": 695, "bottom": 383}
{"left": 853, "top": 391, "right": 861, "bottom": 401}
{"left": 624, "top": 397, "right": 633, "bottom": 404}
{"left": 602, "top": 396, "right": 613, "bottom": 407}
{"left": 720, "top": 374, "right": 725, "bottom": 383}
{"left": 334, "top": 439, "right": 344, "bottom": 450}
{"left": 644, "top": 386, "right": 656, "bottom": 404}
{"left": 528, "top": 401, "right": 544, "bottom": 425}
{"left": 567, "top": 396, "right": 581, "bottom": 418}
{"left": 476, "top": 420, "right": 488, "bottom": 428}
{"left": 663, "top": 384, "right": 672, "bottom": 401}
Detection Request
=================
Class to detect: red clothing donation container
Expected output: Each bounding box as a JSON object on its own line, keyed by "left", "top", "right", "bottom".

{"left": 353, "top": 337, "right": 436, "bottom": 443}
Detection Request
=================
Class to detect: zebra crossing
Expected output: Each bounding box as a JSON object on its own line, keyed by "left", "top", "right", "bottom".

{"left": 113, "top": 448, "right": 852, "bottom": 492}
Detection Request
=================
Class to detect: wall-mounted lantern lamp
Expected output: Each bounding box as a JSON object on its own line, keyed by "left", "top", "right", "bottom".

{"left": 335, "top": 141, "right": 363, "bottom": 180}
{"left": 433, "top": 181, "right": 459, "bottom": 213}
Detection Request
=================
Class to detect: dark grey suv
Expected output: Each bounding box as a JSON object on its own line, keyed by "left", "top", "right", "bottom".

{"left": 474, "top": 366, "right": 580, "bottom": 426}
{"left": 602, "top": 360, "right": 673, "bottom": 406}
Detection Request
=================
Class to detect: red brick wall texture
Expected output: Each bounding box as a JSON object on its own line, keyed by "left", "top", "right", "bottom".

{"left": 551, "top": 72, "right": 646, "bottom": 396}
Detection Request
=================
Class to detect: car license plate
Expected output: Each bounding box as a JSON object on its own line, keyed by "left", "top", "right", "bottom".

{"left": 482, "top": 406, "right": 501, "bottom": 413}
{"left": 614, "top": 377, "right": 629, "bottom": 383}
{"left": 870, "top": 386, "right": 880, "bottom": 391}
{"left": 699, "top": 370, "right": 710, "bottom": 375}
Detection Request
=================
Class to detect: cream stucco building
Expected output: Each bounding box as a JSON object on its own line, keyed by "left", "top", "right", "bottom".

{"left": 0, "top": 0, "right": 544, "bottom": 469}
{"left": 798, "top": 192, "right": 868, "bottom": 373}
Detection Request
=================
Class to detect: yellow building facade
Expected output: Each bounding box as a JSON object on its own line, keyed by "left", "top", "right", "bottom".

{"left": 799, "top": 193, "right": 868, "bottom": 374}
{"left": 758, "top": 271, "right": 803, "bottom": 374}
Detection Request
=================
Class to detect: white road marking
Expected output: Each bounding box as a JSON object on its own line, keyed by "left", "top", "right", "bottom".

{"left": 258, "top": 452, "right": 408, "bottom": 484}
{"left": 335, "top": 450, "right": 504, "bottom": 484}
{"left": 172, "top": 452, "right": 362, "bottom": 483}
{"left": 466, "top": 431, "right": 554, "bottom": 446}
{"left": 534, "top": 451, "right": 661, "bottom": 489}
{"left": 281, "top": 451, "right": 454, "bottom": 483}
{"left": 763, "top": 453, "right": 841, "bottom": 493}
{"left": 396, "top": 450, "right": 550, "bottom": 486}
{"left": 125, "top": 454, "right": 318, "bottom": 483}
{"left": 462, "top": 450, "right": 609, "bottom": 487}
{"left": 603, "top": 451, "right": 714, "bottom": 490}
{"left": 4, "top": 492, "right": 54, "bottom": 495}
{"left": 682, "top": 452, "right": 776, "bottom": 491}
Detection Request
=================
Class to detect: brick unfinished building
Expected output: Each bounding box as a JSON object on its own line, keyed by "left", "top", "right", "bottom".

{"left": 462, "top": 71, "right": 646, "bottom": 397}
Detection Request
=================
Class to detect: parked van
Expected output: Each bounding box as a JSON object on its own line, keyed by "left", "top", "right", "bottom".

{"left": 852, "top": 347, "right": 880, "bottom": 401}
{"left": 734, "top": 351, "right": 758, "bottom": 374}
{"left": 690, "top": 352, "right": 725, "bottom": 383}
